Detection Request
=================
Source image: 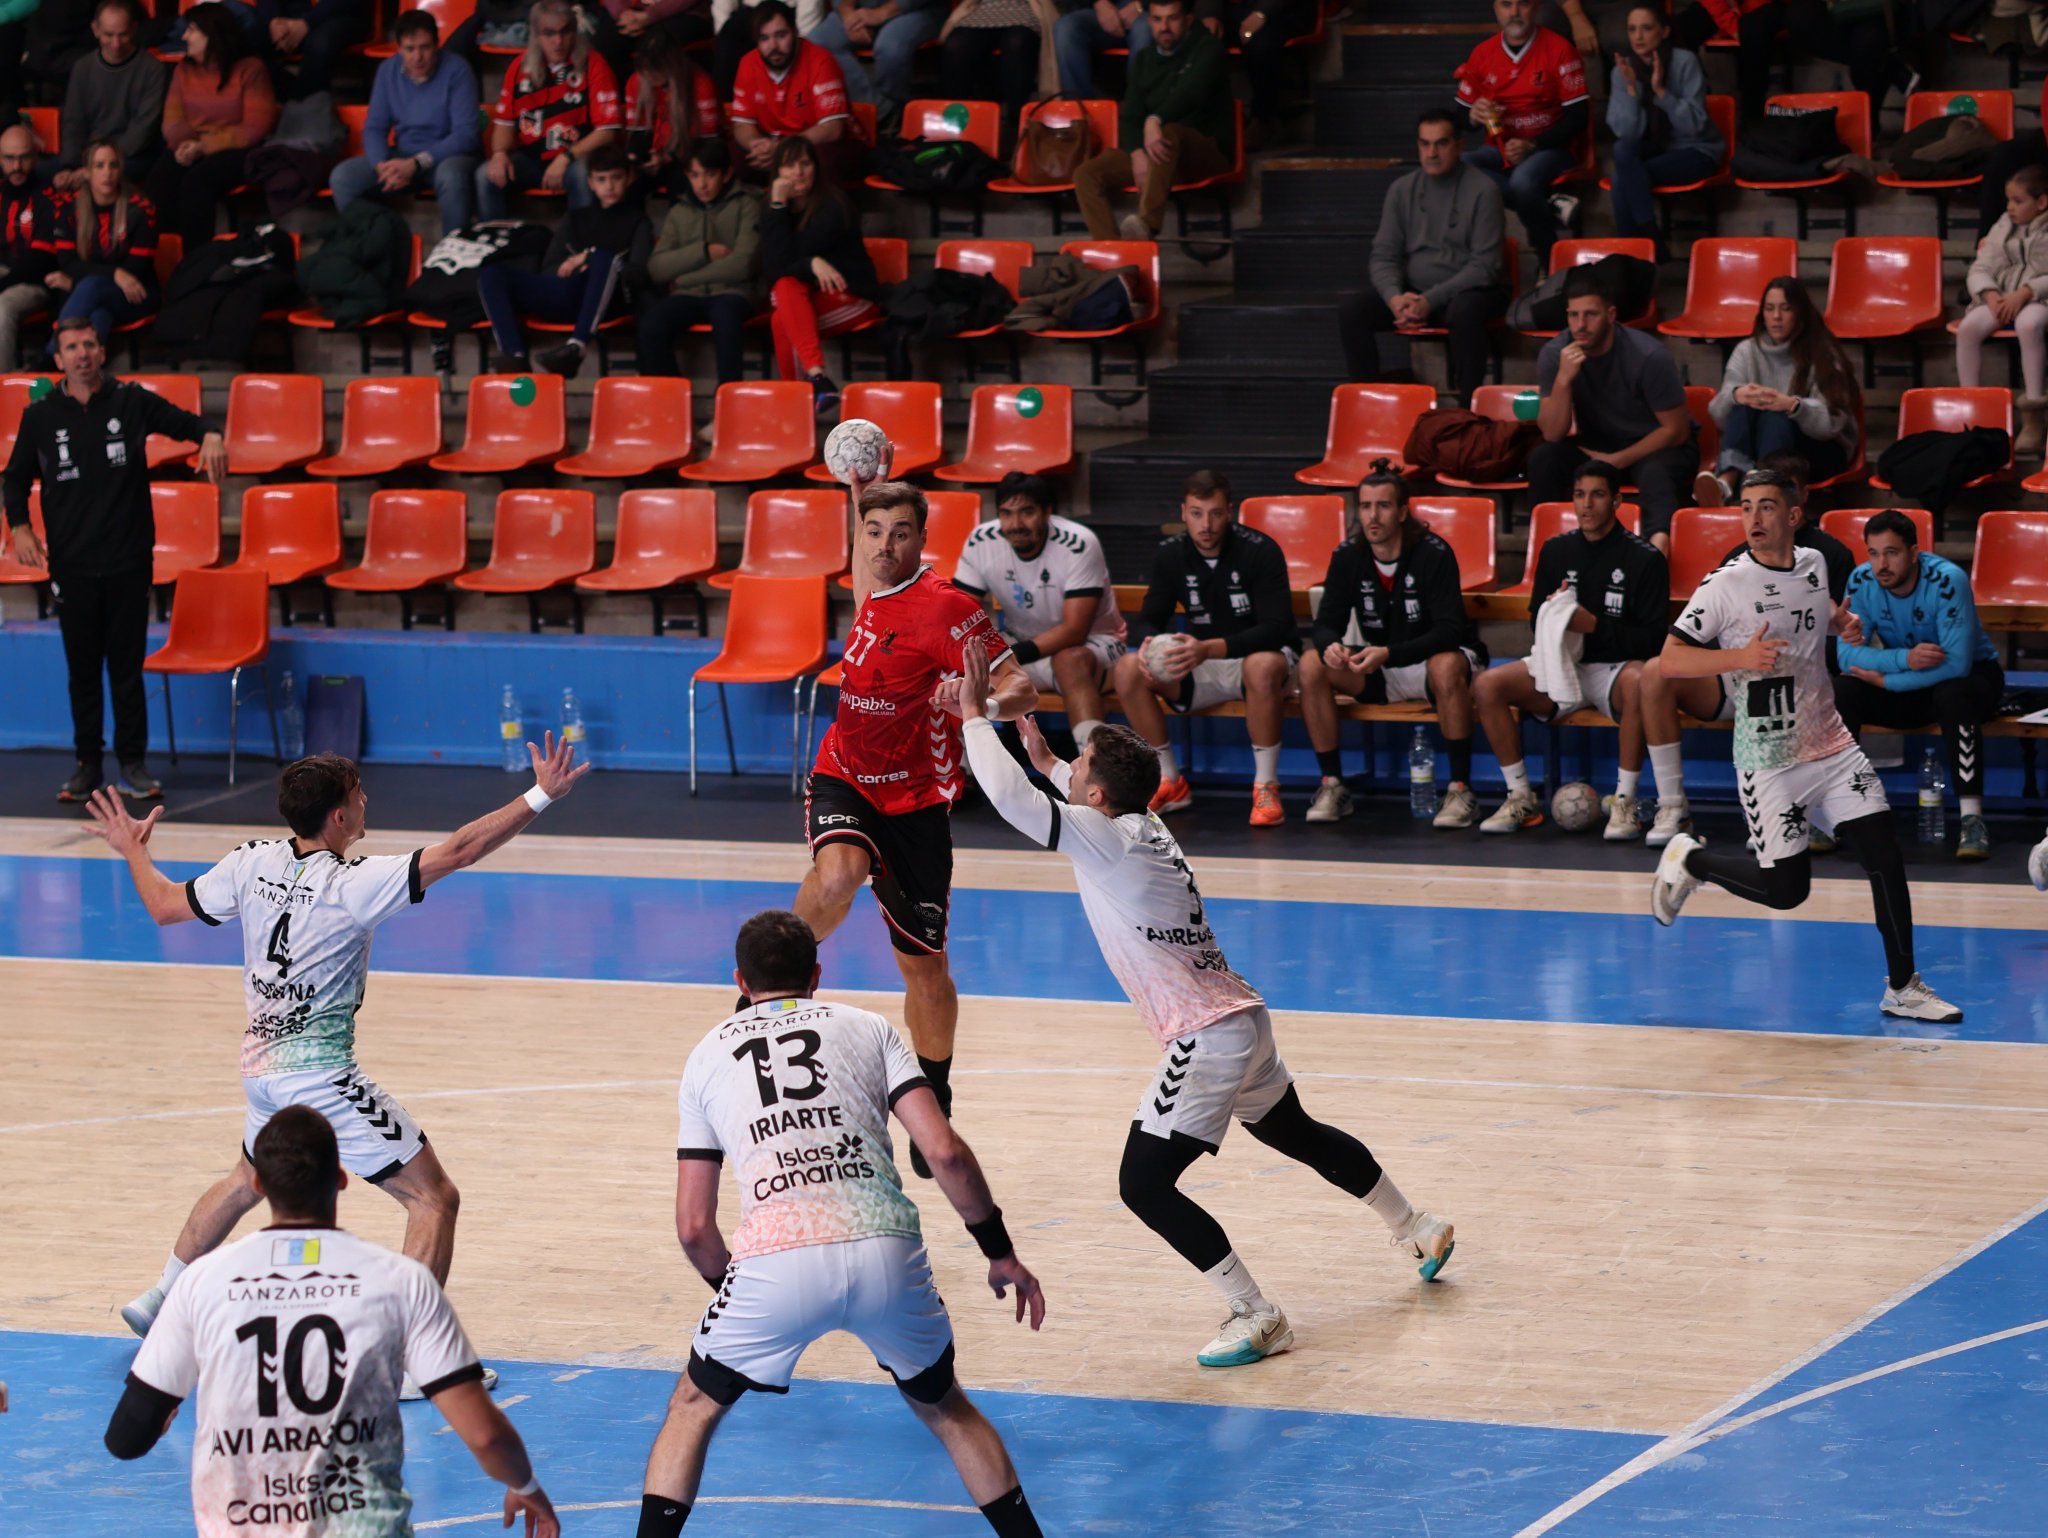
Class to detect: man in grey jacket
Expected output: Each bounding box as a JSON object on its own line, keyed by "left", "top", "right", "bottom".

{"left": 56, "top": 0, "right": 165, "bottom": 189}
{"left": 1338, "top": 108, "right": 1507, "bottom": 405}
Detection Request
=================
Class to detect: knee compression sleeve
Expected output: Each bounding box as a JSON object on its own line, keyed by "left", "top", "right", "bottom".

{"left": 1242, "top": 1087, "right": 1383, "bottom": 1198}
{"left": 1118, "top": 1125, "right": 1232, "bottom": 1272}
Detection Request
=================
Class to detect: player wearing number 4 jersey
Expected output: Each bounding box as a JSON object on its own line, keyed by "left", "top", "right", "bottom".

{"left": 105, "top": 1106, "right": 560, "bottom": 1538}
{"left": 86, "top": 738, "right": 590, "bottom": 1382}
{"left": 955, "top": 642, "right": 1453, "bottom": 1369}
{"left": 1650, "top": 468, "right": 1961, "bottom": 1024}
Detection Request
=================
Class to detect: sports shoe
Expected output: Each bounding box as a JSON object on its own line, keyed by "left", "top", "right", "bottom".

{"left": 1692, "top": 468, "right": 1732, "bottom": 508}
{"left": 2030, "top": 832, "right": 2048, "bottom": 892}
{"left": 1195, "top": 1300, "right": 1293, "bottom": 1368}
{"left": 1249, "top": 782, "right": 1284, "bottom": 827}
{"left": 59, "top": 761, "right": 101, "bottom": 802}
{"left": 1602, "top": 792, "right": 1642, "bottom": 842}
{"left": 1646, "top": 798, "right": 1692, "bottom": 848}
{"left": 1433, "top": 782, "right": 1479, "bottom": 829}
{"left": 1117, "top": 213, "right": 1153, "bottom": 242}
{"left": 121, "top": 1286, "right": 164, "bottom": 1338}
{"left": 1956, "top": 814, "right": 1990, "bottom": 861}
{"left": 1149, "top": 773, "right": 1193, "bottom": 814}
{"left": 808, "top": 373, "right": 841, "bottom": 416}
{"left": 1305, "top": 779, "right": 1352, "bottom": 823}
{"left": 1391, "top": 1211, "right": 1456, "bottom": 1282}
{"left": 1807, "top": 827, "right": 1836, "bottom": 855}
{"left": 402, "top": 1364, "right": 499, "bottom": 1401}
{"left": 1479, "top": 787, "right": 1543, "bottom": 834}
{"left": 1880, "top": 972, "right": 1963, "bottom": 1024}
{"left": 1652, "top": 832, "right": 1704, "bottom": 926}
{"left": 119, "top": 761, "right": 161, "bottom": 800}
{"left": 535, "top": 339, "right": 586, "bottom": 378}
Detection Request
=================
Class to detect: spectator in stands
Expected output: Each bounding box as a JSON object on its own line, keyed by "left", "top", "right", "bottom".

{"left": 813, "top": 0, "right": 947, "bottom": 125}
{"left": 0, "top": 1, "right": 100, "bottom": 128}
{"left": 1604, "top": 5, "right": 1718, "bottom": 258}
{"left": 1454, "top": 0, "right": 1588, "bottom": 264}
{"left": 477, "top": 0, "right": 624, "bottom": 218}
{"left": 1074, "top": 0, "right": 1231, "bottom": 242}
{"left": 951, "top": 471, "right": 1128, "bottom": 750}
{"left": 1053, "top": 0, "right": 1151, "bottom": 98}
{"left": 1781, "top": 0, "right": 1920, "bottom": 115}
{"left": 730, "top": 2, "right": 859, "bottom": 188}
{"left": 480, "top": 142, "right": 650, "bottom": 378}
{"left": 0, "top": 125, "right": 57, "bottom": 370}
{"left": 1221, "top": 0, "right": 1316, "bottom": 135}
{"left": 761, "top": 134, "right": 877, "bottom": 412}
{"left": 939, "top": 0, "right": 1059, "bottom": 145}
{"left": 1834, "top": 510, "right": 2005, "bottom": 860}
{"left": 38, "top": 138, "right": 159, "bottom": 347}
{"left": 1669, "top": 0, "right": 1777, "bottom": 120}
{"left": 1957, "top": 167, "right": 2048, "bottom": 458}
{"left": 714, "top": 0, "right": 829, "bottom": 93}
{"left": 635, "top": 137, "right": 760, "bottom": 386}
{"left": 330, "top": 8, "right": 482, "bottom": 237}
{"left": 142, "top": 4, "right": 276, "bottom": 252}
{"left": 1473, "top": 458, "right": 1668, "bottom": 837}
{"left": 1529, "top": 267, "right": 1696, "bottom": 551}
{"left": 1980, "top": 78, "right": 2048, "bottom": 240}
{"left": 56, "top": 0, "right": 166, "bottom": 191}
{"left": 255, "top": 0, "right": 366, "bottom": 101}
{"left": 1340, "top": 108, "right": 1506, "bottom": 407}
{"left": 625, "top": 30, "right": 723, "bottom": 201}
{"left": 1109, "top": 468, "right": 1297, "bottom": 825}
{"left": 1297, "top": 468, "right": 1485, "bottom": 827}
{"left": 1697, "top": 276, "right": 1861, "bottom": 505}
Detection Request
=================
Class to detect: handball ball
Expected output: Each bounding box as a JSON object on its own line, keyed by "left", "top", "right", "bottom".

{"left": 1140, "top": 632, "right": 1193, "bottom": 682}
{"left": 1550, "top": 781, "right": 1601, "bottom": 833}
{"left": 823, "top": 418, "right": 893, "bottom": 484}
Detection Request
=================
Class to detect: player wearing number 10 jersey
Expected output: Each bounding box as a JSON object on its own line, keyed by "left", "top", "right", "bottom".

{"left": 85, "top": 738, "right": 589, "bottom": 1359}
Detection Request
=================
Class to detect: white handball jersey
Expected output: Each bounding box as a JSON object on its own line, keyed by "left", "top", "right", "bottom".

{"left": 1670, "top": 546, "right": 1855, "bottom": 772}
{"left": 962, "top": 720, "right": 1264, "bottom": 1046}
{"left": 186, "top": 841, "right": 425, "bottom": 1078}
{"left": 676, "top": 997, "right": 928, "bottom": 1260}
{"left": 952, "top": 516, "right": 1127, "bottom": 644}
{"left": 128, "top": 1226, "right": 480, "bottom": 1538}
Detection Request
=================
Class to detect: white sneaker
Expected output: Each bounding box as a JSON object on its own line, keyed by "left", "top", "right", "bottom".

{"left": 1305, "top": 779, "right": 1353, "bottom": 823}
{"left": 1392, "top": 1211, "right": 1456, "bottom": 1282}
{"left": 120, "top": 1286, "right": 165, "bottom": 1339}
{"left": 1479, "top": 787, "right": 1543, "bottom": 834}
{"left": 1880, "top": 973, "right": 1963, "bottom": 1024}
{"left": 1433, "top": 781, "right": 1479, "bottom": 829}
{"left": 1602, "top": 792, "right": 1643, "bottom": 842}
{"left": 1646, "top": 798, "right": 1692, "bottom": 848}
{"left": 1651, "top": 832, "right": 1704, "bottom": 926}
{"left": 400, "top": 1364, "right": 499, "bottom": 1401}
{"left": 2029, "top": 832, "right": 2048, "bottom": 892}
{"left": 1195, "top": 1300, "right": 1294, "bottom": 1368}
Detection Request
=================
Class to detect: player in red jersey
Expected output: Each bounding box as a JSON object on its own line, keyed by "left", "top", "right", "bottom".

{"left": 797, "top": 480, "right": 1036, "bottom": 1174}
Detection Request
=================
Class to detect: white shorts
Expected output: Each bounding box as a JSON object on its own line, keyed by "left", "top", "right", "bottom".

{"left": 1021, "top": 633, "right": 1127, "bottom": 693}
{"left": 690, "top": 1234, "right": 954, "bottom": 1402}
{"left": 1133, "top": 1006, "right": 1295, "bottom": 1151}
{"left": 1740, "top": 747, "right": 1890, "bottom": 867}
{"left": 1165, "top": 652, "right": 1299, "bottom": 715}
{"left": 242, "top": 1066, "right": 427, "bottom": 1182}
{"left": 1546, "top": 659, "right": 1631, "bottom": 719}
{"left": 1373, "top": 647, "right": 1483, "bottom": 705}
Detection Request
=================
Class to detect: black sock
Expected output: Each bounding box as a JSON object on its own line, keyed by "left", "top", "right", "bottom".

{"left": 1314, "top": 748, "right": 1343, "bottom": 779}
{"left": 1447, "top": 736, "right": 1473, "bottom": 786}
{"left": 980, "top": 1486, "right": 1043, "bottom": 1537}
{"left": 637, "top": 1493, "right": 690, "bottom": 1538}
{"left": 918, "top": 1054, "right": 954, "bottom": 1117}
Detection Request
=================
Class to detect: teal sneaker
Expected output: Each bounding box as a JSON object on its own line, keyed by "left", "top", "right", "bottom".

{"left": 1956, "top": 814, "right": 1990, "bottom": 861}
{"left": 1196, "top": 1301, "right": 1294, "bottom": 1368}
{"left": 1393, "top": 1211, "right": 1456, "bottom": 1282}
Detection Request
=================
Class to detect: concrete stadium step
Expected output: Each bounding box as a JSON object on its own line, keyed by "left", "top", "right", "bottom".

{"left": 1256, "top": 158, "right": 1404, "bottom": 228}
{"left": 1145, "top": 363, "right": 1345, "bottom": 438}
{"left": 1313, "top": 83, "right": 1451, "bottom": 155}
{"left": 1232, "top": 225, "right": 1374, "bottom": 292}
{"left": 1338, "top": 26, "right": 1490, "bottom": 79}
{"left": 1175, "top": 297, "right": 1347, "bottom": 367}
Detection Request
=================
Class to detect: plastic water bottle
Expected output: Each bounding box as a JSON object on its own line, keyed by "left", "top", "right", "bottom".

{"left": 1408, "top": 727, "right": 1437, "bottom": 819}
{"left": 499, "top": 685, "right": 524, "bottom": 772}
{"left": 560, "top": 687, "right": 588, "bottom": 763}
{"left": 277, "top": 672, "right": 305, "bottom": 760}
{"left": 1917, "top": 744, "right": 1946, "bottom": 844}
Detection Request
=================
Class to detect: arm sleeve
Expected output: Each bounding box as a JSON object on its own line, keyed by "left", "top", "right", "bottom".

{"left": 1709, "top": 340, "right": 1753, "bottom": 424}
{"left": 1671, "top": 568, "right": 1729, "bottom": 645}
{"left": 1885, "top": 568, "right": 1982, "bottom": 692}
{"left": 1221, "top": 541, "right": 1298, "bottom": 659}
{"left": 1367, "top": 181, "right": 1407, "bottom": 301}
{"left": 696, "top": 193, "right": 762, "bottom": 286}
{"left": 1787, "top": 389, "right": 1840, "bottom": 442}
{"left": 586, "top": 55, "right": 624, "bottom": 130}
{"left": 491, "top": 66, "right": 521, "bottom": 129}
{"left": 403, "top": 1262, "right": 483, "bottom": 1397}
{"left": 1532, "top": 98, "right": 1588, "bottom": 153}
{"left": 936, "top": 589, "right": 1011, "bottom": 671}
{"left": 950, "top": 538, "right": 992, "bottom": 597}
{"left": 1606, "top": 70, "right": 1643, "bottom": 139}
{"left": 962, "top": 717, "right": 1126, "bottom": 874}
{"left": 161, "top": 69, "right": 192, "bottom": 148}
{"left": 542, "top": 217, "right": 574, "bottom": 270}
{"left": 757, "top": 200, "right": 798, "bottom": 282}
{"left": 120, "top": 62, "right": 170, "bottom": 161}
{"left": 625, "top": 216, "right": 654, "bottom": 292}
{"left": 1657, "top": 54, "right": 1713, "bottom": 140}
{"left": 364, "top": 58, "right": 395, "bottom": 151}
{"left": 1308, "top": 547, "right": 1353, "bottom": 651}
{"left": 185, "top": 846, "right": 245, "bottom": 925}
{"left": 59, "top": 70, "right": 83, "bottom": 167}
{"left": 675, "top": 1054, "right": 723, "bottom": 1159}
{"left": 1, "top": 413, "right": 36, "bottom": 532}
{"left": 217, "top": 60, "right": 280, "bottom": 149}
{"left": 426, "top": 57, "right": 483, "bottom": 163}
{"left": 133, "top": 385, "right": 218, "bottom": 444}
{"left": 1384, "top": 546, "right": 1467, "bottom": 667}
{"left": 337, "top": 851, "right": 425, "bottom": 927}
{"left": 1590, "top": 543, "right": 1672, "bottom": 658}
{"left": 1528, "top": 538, "right": 1564, "bottom": 609}
{"left": 105, "top": 1374, "right": 185, "bottom": 1460}
{"left": 1070, "top": 533, "right": 1112, "bottom": 599}
{"left": 1420, "top": 177, "right": 1502, "bottom": 312}
{"left": 1147, "top": 39, "right": 1228, "bottom": 129}
{"left": 1966, "top": 222, "right": 2005, "bottom": 298}
{"left": 1139, "top": 543, "right": 1177, "bottom": 636}
{"left": 644, "top": 205, "right": 693, "bottom": 288}
{"left": 1638, "top": 342, "right": 1688, "bottom": 414}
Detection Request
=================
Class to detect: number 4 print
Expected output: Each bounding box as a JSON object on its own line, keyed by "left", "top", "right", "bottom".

{"left": 266, "top": 913, "right": 293, "bottom": 978}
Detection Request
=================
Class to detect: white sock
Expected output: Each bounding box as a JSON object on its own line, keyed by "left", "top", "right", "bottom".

{"left": 1203, "top": 1250, "right": 1274, "bottom": 1314}
{"left": 157, "top": 1255, "right": 188, "bottom": 1293}
{"left": 1649, "top": 741, "right": 1686, "bottom": 803}
{"left": 1073, "top": 719, "right": 1103, "bottom": 749}
{"left": 1252, "top": 743, "right": 1281, "bottom": 785}
{"left": 1960, "top": 795, "right": 1983, "bottom": 817}
{"left": 1503, "top": 759, "right": 1531, "bottom": 796}
{"left": 1617, "top": 768, "right": 1641, "bottom": 798}
{"left": 1364, "top": 1172, "right": 1415, "bottom": 1233}
{"left": 1154, "top": 742, "right": 1179, "bottom": 781}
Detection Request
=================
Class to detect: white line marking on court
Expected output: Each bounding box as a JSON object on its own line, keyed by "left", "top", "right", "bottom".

{"left": 414, "top": 1494, "right": 978, "bottom": 1528}
{"left": 1512, "top": 1193, "right": 2048, "bottom": 1536}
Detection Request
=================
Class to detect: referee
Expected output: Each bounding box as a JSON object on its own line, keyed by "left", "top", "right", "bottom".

{"left": 1, "top": 316, "right": 224, "bottom": 802}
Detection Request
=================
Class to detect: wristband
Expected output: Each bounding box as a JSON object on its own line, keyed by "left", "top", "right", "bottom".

{"left": 965, "top": 1207, "right": 1013, "bottom": 1261}
{"left": 1010, "top": 638, "right": 1041, "bottom": 666}
{"left": 512, "top": 1475, "right": 541, "bottom": 1497}
{"left": 523, "top": 785, "right": 553, "bottom": 813}
{"left": 983, "top": 695, "right": 1001, "bottom": 721}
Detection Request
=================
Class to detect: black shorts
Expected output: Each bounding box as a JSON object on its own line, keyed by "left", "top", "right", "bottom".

{"left": 805, "top": 773, "right": 953, "bottom": 955}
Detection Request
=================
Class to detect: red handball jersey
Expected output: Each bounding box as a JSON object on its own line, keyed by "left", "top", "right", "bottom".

{"left": 493, "top": 53, "right": 623, "bottom": 158}
{"left": 729, "top": 39, "right": 850, "bottom": 139}
{"left": 815, "top": 567, "right": 1009, "bottom": 817}
{"left": 626, "top": 66, "right": 723, "bottom": 146}
{"left": 1454, "top": 28, "right": 1587, "bottom": 144}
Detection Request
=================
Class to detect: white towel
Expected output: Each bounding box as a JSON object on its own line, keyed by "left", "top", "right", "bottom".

{"left": 1529, "top": 586, "right": 1587, "bottom": 716}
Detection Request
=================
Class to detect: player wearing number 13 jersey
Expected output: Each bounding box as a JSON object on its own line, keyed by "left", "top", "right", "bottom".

{"left": 1651, "top": 468, "right": 1961, "bottom": 1023}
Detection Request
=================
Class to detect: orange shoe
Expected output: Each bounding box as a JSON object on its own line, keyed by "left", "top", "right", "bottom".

{"left": 1249, "top": 782, "right": 1284, "bottom": 826}
{"left": 1150, "top": 773, "right": 1194, "bottom": 814}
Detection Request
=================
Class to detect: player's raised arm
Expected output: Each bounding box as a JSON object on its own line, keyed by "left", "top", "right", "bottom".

{"left": 82, "top": 789, "right": 193, "bottom": 926}
{"left": 430, "top": 1379, "right": 561, "bottom": 1538}
{"left": 416, "top": 732, "right": 590, "bottom": 889}
{"left": 957, "top": 644, "right": 1059, "bottom": 849}
{"left": 892, "top": 1086, "right": 1046, "bottom": 1329}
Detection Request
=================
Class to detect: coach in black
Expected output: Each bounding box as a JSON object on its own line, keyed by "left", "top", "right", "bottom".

{"left": 1, "top": 315, "right": 224, "bottom": 802}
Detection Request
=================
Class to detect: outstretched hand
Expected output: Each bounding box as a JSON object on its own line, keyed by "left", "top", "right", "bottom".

{"left": 501, "top": 1484, "right": 560, "bottom": 1538}
{"left": 83, "top": 787, "right": 162, "bottom": 856}
{"left": 953, "top": 638, "right": 992, "bottom": 720}
{"left": 988, "top": 1254, "right": 1045, "bottom": 1329}
{"left": 1017, "top": 713, "right": 1061, "bottom": 776}
{"left": 528, "top": 731, "right": 592, "bottom": 801}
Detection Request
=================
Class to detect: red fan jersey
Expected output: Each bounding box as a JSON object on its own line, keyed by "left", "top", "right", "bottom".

{"left": 493, "top": 52, "right": 623, "bottom": 158}
{"left": 626, "top": 66, "right": 723, "bottom": 146}
{"left": 815, "top": 567, "right": 1009, "bottom": 817}
{"left": 729, "top": 39, "right": 849, "bottom": 139}
{"left": 1454, "top": 28, "right": 1587, "bottom": 145}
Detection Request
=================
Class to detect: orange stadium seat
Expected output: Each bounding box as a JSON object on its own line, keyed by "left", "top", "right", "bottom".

{"left": 1239, "top": 496, "right": 1347, "bottom": 589}
{"left": 1734, "top": 92, "right": 1873, "bottom": 237}
{"left": 1501, "top": 501, "right": 1644, "bottom": 595}
{"left": 1526, "top": 239, "right": 1660, "bottom": 335}
{"left": 1819, "top": 507, "right": 1936, "bottom": 549}
{"left": 556, "top": 378, "right": 692, "bottom": 477}
{"left": 1667, "top": 507, "right": 1747, "bottom": 598}
{"left": 709, "top": 490, "right": 850, "bottom": 590}
{"left": 1869, "top": 388, "right": 2013, "bottom": 492}
{"left": 23, "top": 105, "right": 56, "bottom": 154}
{"left": 1876, "top": 90, "right": 2013, "bottom": 237}
{"left": 936, "top": 239, "right": 1033, "bottom": 367}
{"left": 149, "top": 482, "right": 221, "bottom": 593}
{"left": 681, "top": 382, "right": 817, "bottom": 483}
{"left": 1660, "top": 237, "right": 1799, "bottom": 340}
{"left": 0, "top": 373, "right": 55, "bottom": 463}
{"left": 806, "top": 382, "right": 943, "bottom": 482}
{"left": 1409, "top": 497, "right": 1497, "bottom": 590}
{"left": 1968, "top": 511, "right": 2048, "bottom": 608}
{"left": 689, "top": 574, "right": 831, "bottom": 794}
{"left": 145, "top": 567, "right": 277, "bottom": 783}
{"left": 934, "top": 384, "right": 1073, "bottom": 482}
{"left": 326, "top": 489, "right": 472, "bottom": 630}
{"left": 1037, "top": 242, "right": 1161, "bottom": 390}
{"left": 224, "top": 484, "right": 344, "bottom": 624}
{"left": 454, "top": 489, "right": 596, "bottom": 595}
{"left": 126, "top": 374, "right": 203, "bottom": 468}
{"left": 867, "top": 99, "right": 1003, "bottom": 234}
{"left": 307, "top": 376, "right": 443, "bottom": 477}
{"left": 576, "top": 488, "right": 721, "bottom": 634}
{"left": 1, "top": 493, "right": 49, "bottom": 614}
{"left": 362, "top": 0, "right": 475, "bottom": 57}
{"left": 1438, "top": 384, "right": 1539, "bottom": 494}
{"left": 1822, "top": 238, "right": 1946, "bottom": 372}
{"left": 223, "top": 374, "right": 324, "bottom": 474}
{"left": 1296, "top": 383, "right": 1437, "bottom": 485}
{"left": 429, "top": 373, "right": 567, "bottom": 474}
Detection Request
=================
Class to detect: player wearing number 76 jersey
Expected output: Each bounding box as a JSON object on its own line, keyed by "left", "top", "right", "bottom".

{"left": 85, "top": 738, "right": 590, "bottom": 1375}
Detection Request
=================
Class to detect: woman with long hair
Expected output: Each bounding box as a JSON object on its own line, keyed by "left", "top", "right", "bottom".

{"left": 625, "top": 29, "right": 722, "bottom": 199}
{"left": 145, "top": 2, "right": 279, "bottom": 249}
{"left": 761, "top": 135, "right": 880, "bottom": 413}
{"left": 41, "top": 139, "right": 162, "bottom": 348}
{"left": 1604, "top": 4, "right": 1719, "bottom": 255}
{"left": 476, "top": 0, "right": 622, "bottom": 216}
{"left": 1698, "top": 276, "right": 1862, "bottom": 504}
